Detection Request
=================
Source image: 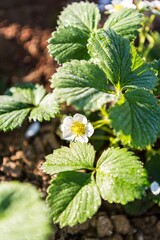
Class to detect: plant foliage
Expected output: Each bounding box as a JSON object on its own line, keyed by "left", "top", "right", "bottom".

{"left": 0, "top": 84, "right": 59, "bottom": 131}
{"left": 2, "top": 0, "right": 160, "bottom": 231}
{"left": 0, "top": 182, "right": 51, "bottom": 240}
{"left": 103, "top": 8, "right": 142, "bottom": 39}
{"left": 43, "top": 142, "right": 148, "bottom": 227}
{"left": 51, "top": 60, "right": 115, "bottom": 112}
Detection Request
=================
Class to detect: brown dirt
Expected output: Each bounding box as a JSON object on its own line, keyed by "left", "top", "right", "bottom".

{"left": 0, "top": 1, "right": 160, "bottom": 239}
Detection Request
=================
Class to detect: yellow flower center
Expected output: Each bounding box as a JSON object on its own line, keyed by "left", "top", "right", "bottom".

{"left": 114, "top": 4, "right": 123, "bottom": 10}
{"left": 71, "top": 121, "right": 86, "bottom": 136}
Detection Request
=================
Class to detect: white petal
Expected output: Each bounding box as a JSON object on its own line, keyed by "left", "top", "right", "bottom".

{"left": 86, "top": 123, "right": 94, "bottom": 137}
{"left": 121, "top": 0, "right": 135, "bottom": 8}
{"left": 62, "top": 116, "right": 74, "bottom": 126}
{"left": 63, "top": 129, "right": 75, "bottom": 141}
{"left": 112, "top": 0, "right": 121, "bottom": 5}
{"left": 60, "top": 123, "right": 71, "bottom": 132}
{"left": 63, "top": 128, "right": 72, "bottom": 138}
{"left": 105, "top": 4, "right": 114, "bottom": 10}
{"left": 64, "top": 135, "right": 75, "bottom": 141}
{"left": 122, "top": 0, "right": 133, "bottom": 4}
{"left": 151, "top": 1, "right": 160, "bottom": 9}
{"left": 73, "top": 113, "right": 87, "bottom": 124}
{"left": 137, "top": 1, "right": 150, "bottom": 10}
{"left": 75, "top": 135, "right": 88, "bottom": 143}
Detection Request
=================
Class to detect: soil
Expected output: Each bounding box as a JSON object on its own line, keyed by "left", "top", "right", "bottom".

{"left": 0, "top": 1, "right": 160, "bottom": 240}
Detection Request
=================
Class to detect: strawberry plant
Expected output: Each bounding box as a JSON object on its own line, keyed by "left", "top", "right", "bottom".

{"left": 0, "top": 0, "right": 160, "bottom": 231}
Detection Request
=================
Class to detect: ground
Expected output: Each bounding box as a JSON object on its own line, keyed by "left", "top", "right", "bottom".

{"left": 0, "top": 0, "right": 160, "bottom": 239}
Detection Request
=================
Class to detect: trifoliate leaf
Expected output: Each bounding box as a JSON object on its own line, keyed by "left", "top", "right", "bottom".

{"left": 48, "top": 26, "right": 90, "bottom": 64}
{"left": 57, "top": 2, "right": 100, "bottom": 33}
{"left": 42, "top": 142, "right": 95, "bottom": 174}
{"left": 0, "top": 182, "right": 51, "bottom": 240}
{"left": 0, "top": 96, "right": 31, "bottom": 131}
{"left": 0, "top": 85, "right": 59, "bottom": 131}
{"left": 51, "top": 60, "right": 115, "bottom": 112}
{"left": 88, "top": 28, "right": 131, "bottom": 87}
{"left": 47, "top": 171, "right": 101, "bottom": 227}
{"left": 109, "top": 89, "right": 160, "bottom": 148}
{"left": 103, "top": 8, "right": 142, "bottom": 39}
{"left": 122, "top": 45, "right": 158, "bottom": 90}
{"left": 96, "top": 147, "right": 148, "bottom": 204}
{"left": 29, "top": 93, "right": 59, "bottom": 122}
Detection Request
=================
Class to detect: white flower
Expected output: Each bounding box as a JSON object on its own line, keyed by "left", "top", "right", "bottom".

{"left": 137, "top": 1, "right": 151, "bottom": 10}
{"left": 137, "top": 0, "right": 160, "bottom": 11}
{"left": 150, "top": 0, "right": 160, "bottom": 11}
{"left": 61, "top": 113, "right": 94, "bottom": 143}
{"left": 105, "top": 0, "right": 136, "bottom": 13}
{"left": 150, "top": 181, "right": 160, "bottom": 195}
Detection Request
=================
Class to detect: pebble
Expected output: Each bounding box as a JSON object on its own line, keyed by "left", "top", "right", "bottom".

{"left": 96, "top": 215, "right": 113, "bottom": 237}
{"left": 111, "top": 215, "right": 132, "bottom": 235}
{"left": 135, "top": 230, "right": 144, "bottom": 240}
{"left": 156, "top": 220, "right": 160, "bottom": 234}
{"left": 64, "top": 220, "right": 90, "bottom": 234}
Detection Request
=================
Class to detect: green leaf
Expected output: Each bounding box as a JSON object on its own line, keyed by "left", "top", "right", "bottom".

{"left": 47, "top": 171, "right": 101, "bottom": 227}
{"left": 88, "top": 28, "right": 131, "bottom": 87}
{"left": 104, "top": 8, "right": 142, "bottom": 39}
{"left": 96, "top": 147, "right": 148, "bottom": 204}
{"left": 123, "top": 45, "right": 158, "bottom": 90}
{"left": 8, "top": 84, "right": 46, "bottom": 106}
{"left": 42, "top": 142, "right": 95, "bottom": 174}
{"left": 29, "top": 93, "right": 59, "bottom": 122}
{"left": 151, "top": 59, "right": 160, "bottom": 71}
{"left": 0, "top": 181, "right": 51, "bottom": 240}
{"left": 109, "top": 89, "right": 160, "bottom": 148}
{"left": 48, "top": 26, "right": 90, "bottom": 64}
{"left": 149, "top": 59, "right": 160, "bottom": 76}
{"left": 0, "top": 96, "right": 31, "bottom": 131}
{"left": 50, "top": 1, "right": 101, "bottom": 63}
{"left": 57, "top": 2, "right": 100, "bottom": 33}
{"left": 88, "top": 29, "right": 157, "bottom": 91}
{"left": 51, "top": 60, "right": 115, "bottom": 112}
{"left": 0, "top": 85, "right": 59, "bottom": 131}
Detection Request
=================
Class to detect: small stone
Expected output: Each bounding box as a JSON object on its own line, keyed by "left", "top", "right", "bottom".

{"left": 144, "top": 216, "right": 157, "bottom": 226}
{"left": 97, "top": 215, "right": 113, "bottom": 237}
{"left": 19, "top": 26, "right": 32, "bottom": 42}
{"left": 156, "top": 220, "right": 160, "bottom": 234}
{"left": 90, "top": 216, "right": 97, "bottom": 228}
{"left": 111, "top": 215, "right": 132, "bottom": 235}
{"left": 135, "top": 230, "right": 144, "bottom": 240}
{"left": 64, "top": 220, "right": 90, "bottom": 234}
